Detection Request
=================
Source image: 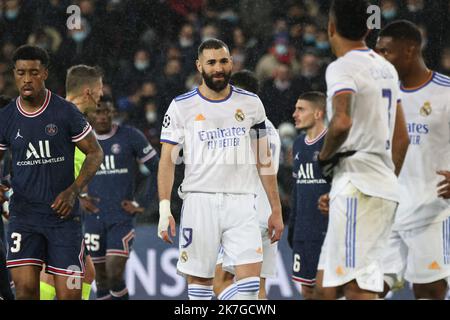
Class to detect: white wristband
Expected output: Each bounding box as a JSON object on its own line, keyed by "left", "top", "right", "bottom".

{"left": 159, "top": 199, "right": 171, "bottom": 217}
{"left": 158, "top": 199, "right": 172, "bottom": 239}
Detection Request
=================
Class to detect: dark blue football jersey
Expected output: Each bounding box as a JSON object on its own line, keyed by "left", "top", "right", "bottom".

{"left": 291, "top": 129, "right": 330, "bottom": 241}
{"left": 88, "top": 124, "right": 157, "bottom": 221}
{"left": 0, "top": 90, "right": 91, "bottom": 225}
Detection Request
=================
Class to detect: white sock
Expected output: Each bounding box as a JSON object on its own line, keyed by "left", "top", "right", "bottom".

{"left": 234, "top": 277, "right": 260, "bottom": 300}
{"left": 218, "top": 283, "right": 238, "bottom": 300}
{"left": 188, "top": 284, "right": 213, "bottom": 300}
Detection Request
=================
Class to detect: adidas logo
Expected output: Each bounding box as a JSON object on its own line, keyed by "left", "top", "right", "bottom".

{"left": 428, "top": 261, "right": 441, "bottom": 270}
{"left": 195, "top": 114, "right": 205, "bottom": 121}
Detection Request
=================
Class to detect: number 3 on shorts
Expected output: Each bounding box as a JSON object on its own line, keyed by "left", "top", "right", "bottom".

{"left": 10, "top": 232, "right": 22, "bottom": 253}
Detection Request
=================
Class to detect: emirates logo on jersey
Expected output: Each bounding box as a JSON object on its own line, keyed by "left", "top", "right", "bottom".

{"left": 235, "top": 109, "right": 245, "bottom": 122}
{"left": 420, "top": 101, "right": 432, "bottom": 117}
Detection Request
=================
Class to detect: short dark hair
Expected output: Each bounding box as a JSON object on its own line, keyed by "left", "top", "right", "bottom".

{"left": 66, "top": 64, "right": 103, "bottom": 95}
{"left": 198, "top": 38, "right": 229, "bottom": 58}
{"left": 12, "top": 45, "right": 50, "bottom": 68}
{"left": 230, "top": 70, "right": 259, "bottom": 94}
{"left": 298, "top": 91, "right": 327, "bottom": 115}
{"left": 330, "top": 0, "right": 371, "bottom": 41}
{"left": 0, "top": 95, "right": 12, "bottom": 109}
{"left": 379, "top": 20, "right": 422, "bottom": 45}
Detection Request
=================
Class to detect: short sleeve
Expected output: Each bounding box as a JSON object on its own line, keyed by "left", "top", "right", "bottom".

{"left": 254, "top": 97, "right": 267, "bottom": 126}
{"left": 67, "top": 103, "right": 92, "bottom": 142}
{"left": 129, "top": 127, "right": 158, "bottom": 163}
{"left": 160, "top": 100, "right": 184, "bottom": 145}
{"left": 325, "top": 61, "right": 358, "bottom": 97}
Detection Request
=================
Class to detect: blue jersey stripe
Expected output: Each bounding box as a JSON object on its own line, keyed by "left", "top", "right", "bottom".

{"left": 174, "top": 91, "right": 198, "bottom": 102}
{"left": 432, "top": 80, "right": 450, "bottom": 87}
{"left": 175, "top": 89, "right": 197, "bottom": 99}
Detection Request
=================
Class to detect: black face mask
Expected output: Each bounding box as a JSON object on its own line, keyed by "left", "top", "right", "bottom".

{"left": 201, "top": 70, "right": 231, "bottom": 92}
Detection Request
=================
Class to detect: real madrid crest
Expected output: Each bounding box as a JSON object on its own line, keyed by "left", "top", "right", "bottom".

{"left": 420, "top": 101, "right": 432, "bottom": 117}
{"left": 180, "top": 251, "right": 188, "bottom": 263}
{"left": 235, "top": 109, "right": 245, "bottom": 122}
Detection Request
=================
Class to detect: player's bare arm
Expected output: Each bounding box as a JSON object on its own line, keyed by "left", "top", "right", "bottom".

{"left": 391, "top": 102, "right": 409, "bottom": 176}
{"left": 319, "top": 93, "right": 353, "bottom": 160}
{"left": 254, "top": 135, "right": 284, "bottom": 243}
{"left": 51, "top": 132, "right": 103, "bottom": 217}
{"left": 157, "top": 142, "right": 177, "bottom": 243}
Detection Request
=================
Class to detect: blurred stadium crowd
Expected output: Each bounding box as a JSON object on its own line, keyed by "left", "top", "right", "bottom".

{"left": 1, "top": 0, "right": 449, "bottom": 223}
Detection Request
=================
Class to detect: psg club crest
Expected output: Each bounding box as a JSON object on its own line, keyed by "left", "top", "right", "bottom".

{"left": 420, "top": 101, "right": 432, "bottom": 117}
{"left": 111, "top": 143, "right": 121, "bottom": 154}
{"left": 45, "top": 123, "right": 58, "bottom": 136}
{"left": 313, "top": 151, "right": 320, "bottom": 161}
{"left": 234, "top": 109, "right": 245, "bottom": 122}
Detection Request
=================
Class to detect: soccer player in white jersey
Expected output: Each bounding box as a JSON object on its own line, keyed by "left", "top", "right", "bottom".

{"left": 157, "top": 39, "right": 284, "bottom": 300}
{"left": 212, "top": 70, "right": 281, "bottom": 300}
{"left": 376, "top": 20, "right": 450, "bottom": 300}
{"left": 315, "top": 0, "right": 409, "bottom": 299}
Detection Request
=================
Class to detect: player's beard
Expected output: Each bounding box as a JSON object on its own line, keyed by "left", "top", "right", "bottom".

{"left": 202, "top": 70, "right": 231, "bottom": 92}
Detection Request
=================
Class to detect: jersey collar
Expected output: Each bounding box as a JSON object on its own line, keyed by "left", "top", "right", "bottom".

{"left": 16, "top": 89, "right": 51, "bottom": 118}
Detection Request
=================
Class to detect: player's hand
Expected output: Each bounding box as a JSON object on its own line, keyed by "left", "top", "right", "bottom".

{"left": 158, "top": 200, "right": 176, "bottom": 244}
{"left": 79, "top": 194, "right": 100, "bottom": 214}
{"left": 268, "top": 207, "right": 284, "bottom": 244}
{"left": 318, "top": 193, "right": 330, "bottom": 215}
{"left": 0, "top": 184, "right": 9, "bottom": 204}
{"left": 121, "top": 200, "right": 144, "bottom": 215}
{"left": 318, "top": 151, "right": 356, "bottom": 183}
{"left": 437, "top": 170, "right": 450, "bottom": 199}
{"left": 51, "top": 185, "right": 78, "bottom": 218}
{"left": 2, "top": 209, "right": 9, "bottom": 220}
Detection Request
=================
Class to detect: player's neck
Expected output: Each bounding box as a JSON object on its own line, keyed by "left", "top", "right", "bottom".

{"left": 66, "top": 95, "right": 88, "bottom": 113}
{"left": 401, "top": 59, "right": 431, "bottom": 89}
{"left": 198, "top": 83, "right": 231, "bottom": 101}
{"left": 20, "top": 88, "right": 47, "bottom": 111}
{"left": 334, "top": 39, "right": 367, "bottom": 58}
{"left": 306, "top": 123, "right": 326, "bottom": 141}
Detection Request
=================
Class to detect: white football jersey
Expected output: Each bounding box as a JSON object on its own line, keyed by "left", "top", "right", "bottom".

{"left": 161, "top": 86, "right": 267, "bottom": 194}
{"left": 326, "top": 49, "right": 400, "bottom": 202}
{"left": 393, "top": 72, "right": 450, "bottom": 231}
{"left": 255, "top": 119, "right": 281, "bottom": 228}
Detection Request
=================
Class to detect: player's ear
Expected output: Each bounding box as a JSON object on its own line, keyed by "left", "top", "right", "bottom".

{"left": 328, "top": 16, "right": 335, "bottom": 39}
{"left": 196, "top": 59, "right": 202, "bottom": 73}
{"left": 42, "top": 67, "right": 49, "bottom": 81}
